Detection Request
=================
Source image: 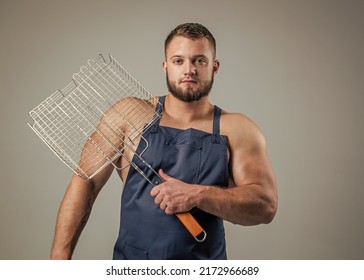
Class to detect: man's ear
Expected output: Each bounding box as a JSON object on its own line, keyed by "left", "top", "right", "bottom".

{"left": 162, "top": 60, "right": 167, "bottom": 74}
{"left": 213, "top": 59, "right": 220, "bottom": 75}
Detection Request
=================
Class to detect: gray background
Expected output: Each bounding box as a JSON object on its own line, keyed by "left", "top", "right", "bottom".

{"left": 1, "top": 0, "right": 363, "bottom": 259}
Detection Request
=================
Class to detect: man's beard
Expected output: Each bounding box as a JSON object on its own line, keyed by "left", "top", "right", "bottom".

{"left": 166, "top": 73, "right": 214, "bottom": 102}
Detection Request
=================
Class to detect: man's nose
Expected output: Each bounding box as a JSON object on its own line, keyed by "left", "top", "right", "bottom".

{"left": 184, "top": 61, "right": 196, "bottom": 76}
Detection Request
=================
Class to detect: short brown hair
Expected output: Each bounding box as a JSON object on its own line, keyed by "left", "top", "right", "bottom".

{"left": 164, "top": 23, "right": 216, "bottom": 58}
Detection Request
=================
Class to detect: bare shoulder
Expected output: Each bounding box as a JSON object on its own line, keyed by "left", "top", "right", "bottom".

{"left": 220, "top": 111, "right": 266, "bottom": 151}
{"left": 103, "top": 96, "right": 158, "bottom": 126}
{"left": 112, "top": 96, "right": 157, "bottom": 113}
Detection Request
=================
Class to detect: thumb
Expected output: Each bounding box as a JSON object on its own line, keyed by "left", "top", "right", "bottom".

{"left": 158, "top": 169, "right": 171, "bottom": 182}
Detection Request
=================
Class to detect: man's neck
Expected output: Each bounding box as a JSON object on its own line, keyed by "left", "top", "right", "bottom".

{"left": 163, "top": 93, "right": 214, "bottom": 123}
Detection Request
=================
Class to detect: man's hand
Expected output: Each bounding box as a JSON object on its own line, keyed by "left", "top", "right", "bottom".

{"left": 150, "top": 170, "right": 201, "bottom": 215}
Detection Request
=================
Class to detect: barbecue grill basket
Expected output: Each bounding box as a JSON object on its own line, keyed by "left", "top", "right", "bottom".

{"left": 27, "top": 54, "right": 206, "bottom": 242}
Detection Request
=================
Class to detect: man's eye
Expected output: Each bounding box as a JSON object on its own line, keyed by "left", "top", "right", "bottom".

{"left": 173, "top": 59, "right": 183, "bottom": 64}
{"left": 196, "top": 58, "right": 207, "bottom": 65}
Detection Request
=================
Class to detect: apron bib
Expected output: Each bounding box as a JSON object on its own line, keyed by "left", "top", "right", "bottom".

{"left": 113, "top": 96, "right": 229, "bottom": 259}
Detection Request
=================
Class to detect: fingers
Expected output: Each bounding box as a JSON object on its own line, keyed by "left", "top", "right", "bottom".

{"left": 151, "top": 187, "right": 174, "bottom": 215}
{"left": 158, "top": 169, "right": 171, "bottom": 181}
{"left": 150, "top": 170, "right": 182, "bottom": 215}
{"left": 150, "top": 180, "right": 174, "bottom": 215}
{"left": 149, "top": 180, "right": 166, "bottom": 211}
{"left": 150, "top": 169, "right": 171, "bottom": 197}
{"left": 150, "top": 185, "right": 159, "bottom": 197}
{"left": 159, "top": 200, "right": 174, "bottom": 215}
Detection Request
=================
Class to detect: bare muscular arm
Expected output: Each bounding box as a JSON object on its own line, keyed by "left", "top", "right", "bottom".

{"left": 151, "top": 113, "right": 278, "bottom": 226}
{"left": 50, "top": 164, "right": 114, "bottom": 259}
{"left": 50, "top": 104, "right": 122, "bottom": 259}
{"left": 50, "top": 97, "right": 155, "bottom": 259}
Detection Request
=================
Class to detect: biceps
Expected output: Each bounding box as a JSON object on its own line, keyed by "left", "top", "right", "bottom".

{"left": 230, "top": 148, "right": 274, "bottom": 188}
{"left": 78, "top": 129, "right": 123, "bottom": 179}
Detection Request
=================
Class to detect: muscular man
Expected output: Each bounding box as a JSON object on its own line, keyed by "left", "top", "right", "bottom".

{"left": 50, "top": 23, "right": 277, "bottom": 260}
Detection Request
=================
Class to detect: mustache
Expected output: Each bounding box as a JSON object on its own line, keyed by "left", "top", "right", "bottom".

{"left": 179, "top": 78, "right": 198, "bottom": 83}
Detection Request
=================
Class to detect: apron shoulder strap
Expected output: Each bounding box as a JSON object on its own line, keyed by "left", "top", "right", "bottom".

{"left": 212, "top": 105, "right": 221, "bottom": 143}
{"left": 151, "top": 97, "right": 222, "bottom": 142}
{"left": 150, "top": 95, "right": 165, "bottom": 133}
{"left": 156, "top": 95, "right": 165, "bottom": 114}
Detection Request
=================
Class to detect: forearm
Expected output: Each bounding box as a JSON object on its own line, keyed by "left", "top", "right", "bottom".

{"left": 50, "top": 177, "right": 96, "bottom": 259}
{"left": 152, "top": 170, "right": 277, "bottom": 225}
{"left": 195, "top": 183, "right": 277, "bottom": 226}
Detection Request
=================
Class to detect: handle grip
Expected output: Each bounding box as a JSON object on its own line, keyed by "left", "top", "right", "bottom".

{"left": 175, "top": 212, "right": 207, "bottom": 242}
{"left": 145, "top": 169, "right": 207, "bottom": 242}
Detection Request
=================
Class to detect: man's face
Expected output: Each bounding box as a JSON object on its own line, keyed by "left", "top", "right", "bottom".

{"left": 163, "top": 36, "right": 219, "bottom": 102}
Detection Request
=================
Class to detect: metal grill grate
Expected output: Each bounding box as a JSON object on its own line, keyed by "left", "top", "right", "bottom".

{"left": 27, "top": 54, "right": 206, "bottom": 241}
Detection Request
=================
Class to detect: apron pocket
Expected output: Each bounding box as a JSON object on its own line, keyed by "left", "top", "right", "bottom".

{"left": 122, "top": 243, "right": 148, "bottom": 260}
{"left": 161, "top": 143, "right": 202, "bottom": 184}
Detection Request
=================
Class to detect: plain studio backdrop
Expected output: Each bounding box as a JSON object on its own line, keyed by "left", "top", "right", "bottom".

{"left": 0, "top": 0, "right": 363, "bottom": 260}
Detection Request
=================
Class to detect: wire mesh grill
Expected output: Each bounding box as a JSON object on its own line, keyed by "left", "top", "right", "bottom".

{"left": 27, "top": 54, "right": 161, "bottom": 179}
{"left": 27, "top": 54, "right": 206, "bottom": 241}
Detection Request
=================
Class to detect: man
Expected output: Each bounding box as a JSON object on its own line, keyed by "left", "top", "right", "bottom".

{"left": 50, "top": 23, "right": 277, "bottom": 260}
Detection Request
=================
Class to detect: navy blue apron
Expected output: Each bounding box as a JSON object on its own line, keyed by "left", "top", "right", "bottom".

{"left": 113, "top": 96, "right": 229, "bottom": 259}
